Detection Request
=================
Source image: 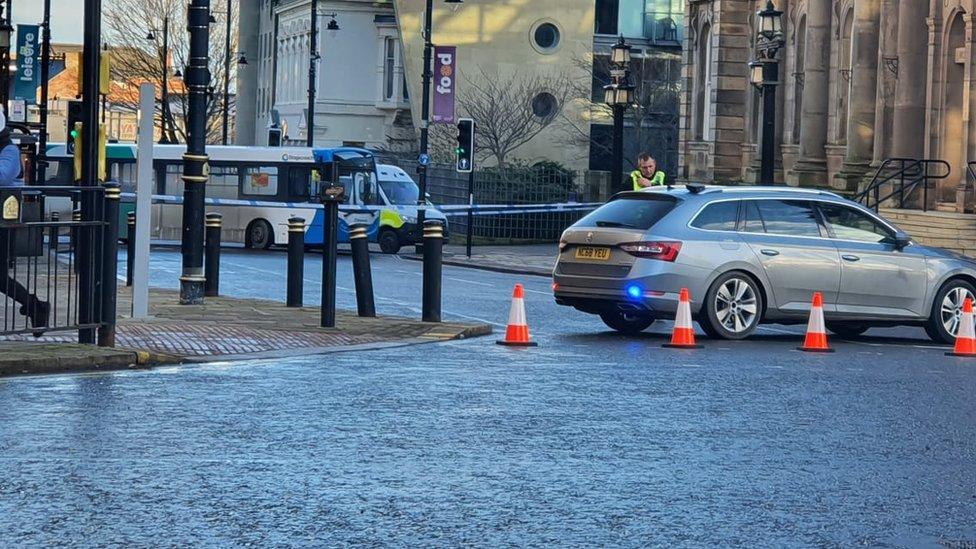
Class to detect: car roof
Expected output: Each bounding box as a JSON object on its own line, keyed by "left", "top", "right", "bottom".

{"left": 621, "top": 185, "right": 846, "bottom": 202}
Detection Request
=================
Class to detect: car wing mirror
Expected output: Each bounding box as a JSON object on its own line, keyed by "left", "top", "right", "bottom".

{"left": 894, "top": 231, "right": 911, "bottom": 249}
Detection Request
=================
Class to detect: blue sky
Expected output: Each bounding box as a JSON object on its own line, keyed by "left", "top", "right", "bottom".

{"left": 13, "top": 0, "right": 84, "bottom": 45}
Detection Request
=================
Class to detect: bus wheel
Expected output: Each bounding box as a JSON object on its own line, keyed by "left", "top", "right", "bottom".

{"left": 246, "top": 219, "right": 274, "bottom": 250}
{"left": 379, "top": 229, "right": 401, "bottom": 254}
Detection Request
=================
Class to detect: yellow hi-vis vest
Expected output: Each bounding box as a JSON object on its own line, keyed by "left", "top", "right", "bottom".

{"left": 631, "top": 169, "right": 666, "bottom": 191}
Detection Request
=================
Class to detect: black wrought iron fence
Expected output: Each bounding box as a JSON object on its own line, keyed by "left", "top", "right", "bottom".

{"left": 397, "top": 161, "right": 599, "bottom": 242}
{"left": 0, "top": 185, "right": 119, "bottom": 342}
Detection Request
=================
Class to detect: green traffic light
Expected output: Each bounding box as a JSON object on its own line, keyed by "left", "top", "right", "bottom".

{"left": 70, "top": 130, "right": 78, "bottom": 138}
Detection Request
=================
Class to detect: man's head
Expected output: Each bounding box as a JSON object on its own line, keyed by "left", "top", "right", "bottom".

{"left": 637, "top": 153, "right": 657, "bottom": 177}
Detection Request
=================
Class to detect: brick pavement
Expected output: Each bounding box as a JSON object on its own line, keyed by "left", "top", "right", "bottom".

{"left": 1, "top": 285, "right": 491, "bottom": 375}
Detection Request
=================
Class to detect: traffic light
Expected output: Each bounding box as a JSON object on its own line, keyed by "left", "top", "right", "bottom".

{"left": 66, "top": 100, "right": 83, "bottom": 155}
{"left": 268, "top": 127, "right": 282, "bottom": 147}
{"left": 456, "top": 118, "right": 475, "bottom": 173}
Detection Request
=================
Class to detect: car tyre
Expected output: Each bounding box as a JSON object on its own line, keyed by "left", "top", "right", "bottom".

{"left": 701, "top": 271, "right": 764, "bottom": 340}
{"left": 599, "top": 312, "right": 655, "bottom": 335}
{"left": 925, "top": 279, "right": 976, "bottom": 344}
{"left": 245, "top": 219, "right": 274, "bottom": 250}
{"left": 379, "top": 229, "right": 401, "bottom": 254}
{"left": 826, "top": 322, "right": 870, "bottom": 339}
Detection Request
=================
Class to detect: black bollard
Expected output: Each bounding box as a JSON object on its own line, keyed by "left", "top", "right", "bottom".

{"left": 204, "top": 213, "right": 222, "bottom": 297}
{"left": 48, "top": 211, "right": 60, "bottom": 253}
{"left": 286, "top": 216, "right": 305, "bottom": 308}
{"left": 422, "top": 219, "right": 444, "bottom": 323}
{"left": 98, "top": 184, "right": 122, "bottom": 347}
{"left": 349, "top": 223, "right": 376, "bottom": 317}
{"left": 126, "top": 211, "right": 136, "bottom": 287}
{"left": 320, "top": 199, "right": 339, "bottom": 328}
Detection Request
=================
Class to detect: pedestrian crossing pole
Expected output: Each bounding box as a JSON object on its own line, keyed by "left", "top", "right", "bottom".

{"left": 179, "top": 0, "right": 212, "bottom": 305}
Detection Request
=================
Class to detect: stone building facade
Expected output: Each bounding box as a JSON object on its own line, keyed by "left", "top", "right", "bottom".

{"left": 679, "top": 0, "right": 976, "bottom": 212}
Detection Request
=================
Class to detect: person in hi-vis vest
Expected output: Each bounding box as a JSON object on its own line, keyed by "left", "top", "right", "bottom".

{"left": 629, "top": 153, "right": 666, "bottom": 190}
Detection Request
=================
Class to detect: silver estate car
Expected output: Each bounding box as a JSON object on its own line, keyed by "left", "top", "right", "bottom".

{"left": 553, "top": 185, "right": 976, "bottom": 343}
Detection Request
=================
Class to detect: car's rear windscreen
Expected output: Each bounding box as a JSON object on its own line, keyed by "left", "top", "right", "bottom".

{"left": 575, "top": 196, "right": 678, "bottom": 231}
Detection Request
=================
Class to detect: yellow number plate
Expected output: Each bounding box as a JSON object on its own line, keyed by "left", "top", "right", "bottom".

{"left": 574, "top": 246, "right": 611, "bottom": 261}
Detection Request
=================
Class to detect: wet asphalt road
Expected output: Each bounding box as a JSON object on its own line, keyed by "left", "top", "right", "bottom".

{"left": 1, "top": 247, "right": 974, "bottom": 546}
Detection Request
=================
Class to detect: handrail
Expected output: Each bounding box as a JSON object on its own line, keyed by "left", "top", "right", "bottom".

{"left": 857, "top": 158, "right": 950, "bottom": 212}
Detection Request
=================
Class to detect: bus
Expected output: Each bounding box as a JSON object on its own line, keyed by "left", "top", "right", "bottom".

{"left": 42, "top": 144, "right": 447, "bottom": 253}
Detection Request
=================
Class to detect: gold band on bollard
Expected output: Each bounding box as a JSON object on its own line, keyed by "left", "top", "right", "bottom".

{"left": 288, "top": 222, "right": 306, "bottom": 232}
{"left": 423, "top": 227, "right": 444, "bottom": 239}
{"left": 205, "top": 213, "right": 223, "bottom": 228}
{"left": 72, "top": 211, "right": 82, "bottom": 222}
{"left": 181, "top": 175, "right": 209, "bottom": 183}
{"left": 349, "top": 226, "right": 369, "bottom": 240}
{"left": 105, "top": 187, "right": 122, "bottom": 200}
{"left": 182, "top": 153, "right": 209, "bottom": 162}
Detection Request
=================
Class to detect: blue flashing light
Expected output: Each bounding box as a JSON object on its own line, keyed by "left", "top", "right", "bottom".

{"left": 626, "top": 284, "right": 643, "bottom": 300}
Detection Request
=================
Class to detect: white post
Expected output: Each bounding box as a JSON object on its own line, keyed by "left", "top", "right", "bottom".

{"left": 132, "top": 83, "right": 155, "bottom": 318}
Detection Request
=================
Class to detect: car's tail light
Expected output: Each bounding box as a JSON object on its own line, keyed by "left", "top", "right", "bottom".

{"left": 559, "top": 238, "right": 568, "bottom": 251}
{"left": 619, "top": 241, "right": 682, "bottom": 261}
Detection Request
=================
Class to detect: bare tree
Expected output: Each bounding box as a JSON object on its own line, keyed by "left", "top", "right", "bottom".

{"left": 558, "top": 51, "right": 681, "bottom": 174}
{"left": 103, "top": 0, "right": 238, "bottom": 143}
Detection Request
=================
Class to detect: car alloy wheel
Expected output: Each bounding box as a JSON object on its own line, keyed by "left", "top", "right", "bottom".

{"left": 940, "top": 286, "right": 975, "bottom": 337}
{"left": 702, "top": 272, "right": 764, "bottom": 340}
{"left": 715, "top": 278, "right": 759, "bottom": 334}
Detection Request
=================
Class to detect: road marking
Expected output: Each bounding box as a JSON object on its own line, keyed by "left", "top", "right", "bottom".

{"left": 446, "top": 277, "right": 492, "bottom": 287}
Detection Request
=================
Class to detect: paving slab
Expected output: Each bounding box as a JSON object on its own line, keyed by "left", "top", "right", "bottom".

{"left": 402, "top": 244, "right": 557, "bottom": 277}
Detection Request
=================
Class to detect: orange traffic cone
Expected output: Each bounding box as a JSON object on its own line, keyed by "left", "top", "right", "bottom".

{"left": 947, "top": 298, "right": 976, "bottom": 357}
{"left": 798, "top": 292, "right": 835, "bottom": 353}
{"left": 497, "top": 284, "right": 538, "bottom": 347}
{"left": 663, "top": 288, "right": 703, "bottom": 349}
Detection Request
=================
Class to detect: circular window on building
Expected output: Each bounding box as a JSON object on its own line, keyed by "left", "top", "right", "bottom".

{"left": 532, "top": 22, "right": 561, "bottom": 52}
{"left": 531, "top": 92, "right": 559, "bottom": 120}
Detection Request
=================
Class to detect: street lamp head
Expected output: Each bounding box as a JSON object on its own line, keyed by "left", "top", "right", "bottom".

{"left": 326, "top": 17, "right": 340, "bottom": 32}
{"left": 145, "top": 30, "right": 156, "bottom": 41}
{"left": 757, "top": 0, "right": 784, "bottom": 43}
{"left": 209, "top": 14, "right": 217, "bottom": 24}
{"left": 611, "top": 35, "right": 632, "bottom": 66}
{"left": 749, "top": 60, "right": 764, "bottom": 88}
{"left": 237, "top": 52, "right": 249, "bottom": 65}
{"left": 173, "top": 68, "right": 183, "bottom": 78}
{"left": 603, "top": 82, "right": 634, "bottom": 107}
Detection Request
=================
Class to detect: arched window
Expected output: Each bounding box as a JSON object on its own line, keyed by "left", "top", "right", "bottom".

{"left": 694, "top": 23, "right": 713, "bottom": 141}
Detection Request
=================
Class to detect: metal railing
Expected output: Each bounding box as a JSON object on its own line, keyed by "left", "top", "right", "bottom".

{"left": 398, "top": 161, "right": 594, "bottom": 243}
{"left": 0, "top": 185, "right": 120, "bottom": 343}
{"left": 856, "top": 158, "right": 951, "bottom": 212}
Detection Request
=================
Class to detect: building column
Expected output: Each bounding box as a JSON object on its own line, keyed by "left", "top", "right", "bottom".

{"left": 794, "top": 0, "right": 831, "bottom": 186}
{"left": 235, "top": 0, "right": 260, "bottom": 146}
{"left": 836, "top": 0, "right": 881, "bottom": 190}
{"left": 891, "top": 0, "right": 928, "bottom": 159}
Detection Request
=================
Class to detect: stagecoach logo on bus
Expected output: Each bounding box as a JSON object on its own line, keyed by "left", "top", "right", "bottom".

{"left": 282, "top": 153, "right": 315, "bottom": 162}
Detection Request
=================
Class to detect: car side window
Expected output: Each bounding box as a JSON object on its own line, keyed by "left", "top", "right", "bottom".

{"left": 818, "top": 202, "right": 894, "bottom": 243}
{"left": 740, "top": 200, "right": 766, "bottom": 233}
{"left": 691, "top": 201, "right": 739, "bottom": 231}
{"left": 754, "top": 200, "right": 823, "bottom": 238}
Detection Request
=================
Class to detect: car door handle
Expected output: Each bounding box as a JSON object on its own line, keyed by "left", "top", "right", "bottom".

{"left": 760, "top": 249, "right": 780, "bottom": 257}
{"left": 842, "top": 255, "right": 861, "bottom": 262}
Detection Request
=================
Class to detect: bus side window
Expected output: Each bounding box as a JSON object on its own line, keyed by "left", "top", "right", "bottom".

{"left": 242, "top": 166, "right": 279, "bottom": 197}
{"left": 286, "top": 167, "right": 311, "bottom": 202}
{"left": 210, "top": 165, "right": 239, "bottom": 199}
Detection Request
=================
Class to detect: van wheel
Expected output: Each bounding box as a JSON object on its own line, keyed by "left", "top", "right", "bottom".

{"left": 599, "top": 312, "right": 655, "bottom": 335}
{"left": 379, "top": 229, "right": 401, "bottom": 254}
{"left": 925, "top": 279, "right": 976, "bottom": 344}
{"left": 701, "top": 271, "right": 764, "bottom": 340}
{"left": 245, "top": 219, "right": 274, "bottom": 250}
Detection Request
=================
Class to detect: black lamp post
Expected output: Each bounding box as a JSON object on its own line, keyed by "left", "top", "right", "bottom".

{"left": 37, "top": 0, "right": 53, "bottom": 183}
{"left": 0, "top": 2, "right": 13, "bottom": 116}
{"left": 146, "top": 17, "right": 175, "bottom": 144}
{"left": 415, "top": 0, "right": 462, "bottom": 246}
{"left": 306, "top": 0, "right": 339, "bottom": 148}
{"left": 749, "top": 0, "right": 784, "bottom": 186}
{"left": 604, "top": 36, "right": 635, "bottom": 194}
